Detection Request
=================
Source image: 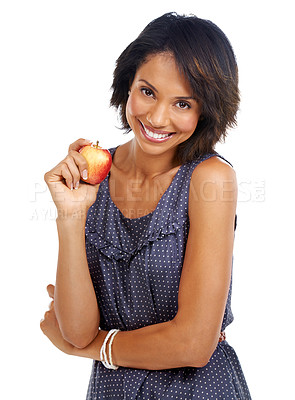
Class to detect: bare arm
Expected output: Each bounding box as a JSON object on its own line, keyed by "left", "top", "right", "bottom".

{"left": 44, "top": 138, "right": 100, "bottom": 347}
{"left": 55, "top": 217, "right": 100, "bottom": 348}
{"left": 74, "top": 156, "right": 237, "bottom": 368}
{"left": 42, "top": 156, "right": 237, "bottom": 369}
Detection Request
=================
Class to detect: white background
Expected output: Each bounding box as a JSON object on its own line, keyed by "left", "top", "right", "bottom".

{"left": 1, "top": 0, "right": 294, "bottom": 399}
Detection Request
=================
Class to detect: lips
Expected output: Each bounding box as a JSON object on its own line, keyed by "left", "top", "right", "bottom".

{"left": 139, "top": 120, "right": 175, "bottom": 143}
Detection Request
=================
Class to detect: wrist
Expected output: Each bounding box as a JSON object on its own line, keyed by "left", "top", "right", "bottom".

{"left": 100, "top": 329, "right": 120, "bottom": 369}
{"left": 56, "top": 215, "right": 87, "bottom": 238}
{"left": 56, "top": 209, "right": 88, "bottom": 224}
{"left": 56, "top": 207, "right": 89, "bottom": 220}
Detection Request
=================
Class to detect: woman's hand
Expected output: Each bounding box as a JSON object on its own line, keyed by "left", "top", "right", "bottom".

{"left": 40, "top": 284, "right": 74, "bottom": 355}
{"left": 44, "top": 138, "right": 100, "bottom": 219}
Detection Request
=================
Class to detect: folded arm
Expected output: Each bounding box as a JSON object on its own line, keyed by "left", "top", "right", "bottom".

{"left": 42, "top": 156, "right": 237, "bottom": 369}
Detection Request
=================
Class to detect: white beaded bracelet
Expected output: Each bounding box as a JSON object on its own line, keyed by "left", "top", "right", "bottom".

{"left": 100, "top": 329, "right": 120, "bottom": 370}
{"left": 100, "top": 329, "right": 114, "bottom": 369}
{"left": 108, "top": 329, "right": 120, "bottom": 368}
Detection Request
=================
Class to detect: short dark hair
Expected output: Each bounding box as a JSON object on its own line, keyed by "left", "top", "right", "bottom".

{"left": 110, "top": 12, "right": 240, "bottom": 162}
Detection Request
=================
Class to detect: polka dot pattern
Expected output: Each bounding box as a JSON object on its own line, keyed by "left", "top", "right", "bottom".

{"left": 85, "top": 147, "right": 251, "bottom": 399}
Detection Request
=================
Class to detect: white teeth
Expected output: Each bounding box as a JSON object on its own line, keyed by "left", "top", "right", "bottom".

{"left": 142, "top": 123, "right": 170, "bottom": 139}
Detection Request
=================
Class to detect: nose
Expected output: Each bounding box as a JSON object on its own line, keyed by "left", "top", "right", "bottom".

{"left": 146, "top": 102, "right": 170, "bottom": 128}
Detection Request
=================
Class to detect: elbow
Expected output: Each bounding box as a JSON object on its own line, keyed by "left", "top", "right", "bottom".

{"left": 187, "top": 334, "right": 218, "bottom": 368}
{"left": 183, "top": 342, "right": 212, "bottom": 368}
{"left": 171, "top": 320, "right": 215, "bottom": 368}
{"left": 63, "top": 332, "right": 93, "bottom": 349}
{"left": 190, "top": 354, "right": 211, "bottom": 368}
{"left": 55, "top": 307, "right": 100, "bottom": 349}
{"left": 62, "top": 329, "right": 98, "bottom": 349}
{"left": 59, "top": 322, "right": 99, "bottom": 349}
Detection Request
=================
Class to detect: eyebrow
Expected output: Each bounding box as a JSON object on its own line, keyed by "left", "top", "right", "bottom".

{"left": 139, "top": 79, "right": 158, "bottom": 93}
{"left": 138, "top": 79, "right": 197, "bottom": 101}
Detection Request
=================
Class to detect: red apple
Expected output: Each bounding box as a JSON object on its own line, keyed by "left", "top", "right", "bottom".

{"left": 79, "top": 141, "right": 112, "bottom": 185}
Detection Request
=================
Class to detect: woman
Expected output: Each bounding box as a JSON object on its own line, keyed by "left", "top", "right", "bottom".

{"left": 40, "top": 12, "right": 252, "bottom": 399}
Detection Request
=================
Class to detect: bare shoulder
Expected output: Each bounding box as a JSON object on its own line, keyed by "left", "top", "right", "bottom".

{"left": 192, "top": 155, "right": 236, "bottom": 181}
{"left": 189, "top": 155, "right": 237, "bottom": 210}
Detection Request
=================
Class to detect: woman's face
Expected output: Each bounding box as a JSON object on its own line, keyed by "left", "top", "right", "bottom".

{"left": 126, "top": 52, "right": 202, "bottom": 159}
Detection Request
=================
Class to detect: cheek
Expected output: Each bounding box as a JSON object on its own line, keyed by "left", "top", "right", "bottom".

{"left": 176, "top": 114, "right": 199, "bottom": 134}
{"left": 126, "top": 95, "right": 147, "bottom": 119}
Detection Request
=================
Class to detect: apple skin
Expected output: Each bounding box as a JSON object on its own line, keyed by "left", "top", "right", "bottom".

{"left": 79, "top": 142, "right": 112, "bottom": 185}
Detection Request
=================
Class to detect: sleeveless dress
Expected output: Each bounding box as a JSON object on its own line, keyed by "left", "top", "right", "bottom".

{"left": 85, "top": 146, "right": 252, "bottom": 400}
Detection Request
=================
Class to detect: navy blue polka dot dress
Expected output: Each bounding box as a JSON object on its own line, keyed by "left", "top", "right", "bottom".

{"left": 85, "top": 146, "right": 252, "bottom": 400}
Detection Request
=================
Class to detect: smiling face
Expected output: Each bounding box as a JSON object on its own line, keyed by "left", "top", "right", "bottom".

{"left": 126, "top": 53, "right": 202, "bottom": 159}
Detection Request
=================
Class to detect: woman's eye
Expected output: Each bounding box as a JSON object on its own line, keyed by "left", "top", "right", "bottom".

{"left": 176, "top": 101, "right": 191, "bottom": 110}
{"left": 141, "top": 88, "right": 154, "bottom": 97}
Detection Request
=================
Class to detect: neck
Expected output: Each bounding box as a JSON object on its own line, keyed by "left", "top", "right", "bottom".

{"left": 122, "top": 139, "right": 179, "bottom": 180}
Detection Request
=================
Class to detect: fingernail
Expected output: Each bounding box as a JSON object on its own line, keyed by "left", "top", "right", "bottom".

{"left": 82, "top": 169, "right": 88, "bottom": 180}
{"left": 75, "top": 181, "right": 79, "bottom": 190}
{"left": 71, "top": 182, "right": 74, "bottom": 190}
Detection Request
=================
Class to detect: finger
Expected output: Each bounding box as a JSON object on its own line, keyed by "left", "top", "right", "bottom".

{"left": 44, "top": 166, "right": 65, "bottom": 185}
{"left": 48, "top": 300, "right": 54, "bottom": 310}
{"left": 68, "top": 138, "right": 92, "bottom": 153}
{"left": 60, "top": 162, "right": 74, "bottom": 190}
{"left": 63, "top": 155, "right": 82, "bottom": 190}
{"left": 68, "top": 150, "right": 89, "bottom": 183}
{"left": 40, "top": 311, "right": 51, "bottom": 331}
{"left": 47, "top": 284, "right": 55, "bottom": 299}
